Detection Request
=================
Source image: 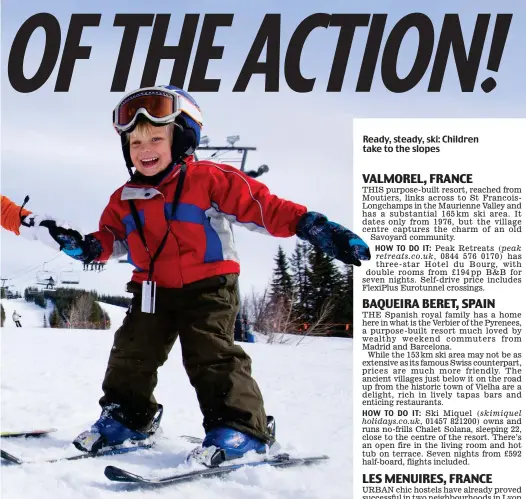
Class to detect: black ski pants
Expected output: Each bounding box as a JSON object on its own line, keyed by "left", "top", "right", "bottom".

{"left": 99, "top": 274, "right": 272, "bottom": 443}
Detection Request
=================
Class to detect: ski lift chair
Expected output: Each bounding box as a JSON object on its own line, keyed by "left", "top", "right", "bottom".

{"left": 36, "top": 270, "right": 58, "bottom": 287}
{"left": 60, "top": 269, "right": 80, "bottom": 285}
{"left": 36, "top": 272, "right": 58, "bottom": 292}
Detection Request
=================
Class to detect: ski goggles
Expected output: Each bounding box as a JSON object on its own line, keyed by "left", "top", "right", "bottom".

{"left": 112, "top": 88, "right": 202, "bottom": 134}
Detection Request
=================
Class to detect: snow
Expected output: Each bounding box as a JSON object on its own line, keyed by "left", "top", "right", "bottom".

{"left": 1, "top": 298, "right": 353, "bottom": 498}
{"left": 1, "top": 297, "right": 51, "bottom": 329}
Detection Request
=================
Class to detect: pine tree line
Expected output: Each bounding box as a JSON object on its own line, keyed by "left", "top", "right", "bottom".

{"left": 24, "top": 288, "right": 47, "bottom": 308}
{"left": 24, "top": 287, "right": 111, "bottom": 329}
{"left": 245, "top": 242, "right": 353, "bottom": 339}
{"left": 1, "top": 287, "right": 22, "bottom": 300}
{"left": 97, "top": 294, "right": 131, "bottom": 308}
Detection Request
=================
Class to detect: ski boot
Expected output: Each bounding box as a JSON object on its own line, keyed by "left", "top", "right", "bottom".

{"left": 189, "top": 416, "right": 276, "bottom": 467}
{"left": 73, "top": 404, "right": 163, "bottom": 453}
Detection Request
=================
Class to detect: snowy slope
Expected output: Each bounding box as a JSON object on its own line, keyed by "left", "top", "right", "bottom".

{"left": 1, "top": 297, "right": 127, "bottom": 331}
{"left": 1, "top": 304, "right": 353, "bottom": 498}
{"left": 1, "top": 298, "right": 53, "bottom": 329}
{"left": 96, "top": 301, "right": 127, "bottom": 329}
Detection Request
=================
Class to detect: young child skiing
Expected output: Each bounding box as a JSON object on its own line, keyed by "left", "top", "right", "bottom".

{"left": 21, "top": 85, "right": 370, "bottom": 464}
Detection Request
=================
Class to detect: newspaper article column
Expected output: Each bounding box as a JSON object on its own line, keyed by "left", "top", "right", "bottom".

{"left": 354, "top": 119, "right": 524, "bottom": 499}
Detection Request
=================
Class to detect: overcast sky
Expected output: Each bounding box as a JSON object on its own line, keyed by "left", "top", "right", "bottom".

{"left": 1, "top": 0, "right": 525, "bottom": 297}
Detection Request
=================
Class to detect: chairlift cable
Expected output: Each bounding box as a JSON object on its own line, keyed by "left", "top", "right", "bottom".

{"left": 5, "top": 253, "right": 63, "bottom": 282}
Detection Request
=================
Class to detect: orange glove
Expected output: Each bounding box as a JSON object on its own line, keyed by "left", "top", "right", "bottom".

{"left": 1, "top": 195, "right": 32, "bottom": 235}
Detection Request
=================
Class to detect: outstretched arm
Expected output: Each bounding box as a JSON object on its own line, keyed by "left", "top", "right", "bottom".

{"left": 19, "top": 197, "right": 127, "bottom": 263}
{"left": 207, "top": 163, "right": 370, "bottom": 265}
{"left": 207, "top": 162, "right": 306, "bottom": 237}
{"left": 1, "top": 195, "right": 32, "bottom": 235}
{"left": 19, "top": 212, "right": 101, "bottom": 262}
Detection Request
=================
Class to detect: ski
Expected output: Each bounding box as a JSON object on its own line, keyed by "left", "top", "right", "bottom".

{"left": 1, "top": 428, "right": 57, "bottom": 438}
{"left": 104, "top": 453, "right": 330, "bottom": 485}
{"left": 1, "top": 442, "right": 153, "bottom": 465}
{"left": 1, "top": 450, "right": 23, "bottom": 464}
{"left": 179, "top": 435, "right": 204, "bottom": 445}
{"left": 0, "top": 434, "right": 202, "bottom": 465}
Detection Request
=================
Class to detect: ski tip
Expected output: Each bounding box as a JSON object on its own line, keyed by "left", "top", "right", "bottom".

{"left": 102, "top": 453, "right": 333, "bottom": 487}
{"left": 104, "top": 466, "right": 127, "bottom": 481}
{"left": 301, "top": 454, "right": 330, "bottom": 463}
{"left": 1, "top": 449, "right": 23, "bottom": 464}
{"left": 179, "top": 435, "right": 203, "bottom": 445}
{"left": 105, "top": 465, "right": 142, "bottom": 483}
{"left": 274, "top": 453, "right": 330, "bottom": 462}
{"left": 33, "top": 428, "right": 58, "bottom": 436}
{"left": 1, "top": 428, "right": 58, "bottom": 438}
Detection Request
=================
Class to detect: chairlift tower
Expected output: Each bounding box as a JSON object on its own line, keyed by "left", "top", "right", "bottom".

{"left": 196, "top": 135, "right": 269, "bottom": 178}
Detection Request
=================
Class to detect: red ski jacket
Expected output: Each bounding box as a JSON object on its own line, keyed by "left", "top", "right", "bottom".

{"left": 90, "top": 157, "right": 307, "bottom": 288}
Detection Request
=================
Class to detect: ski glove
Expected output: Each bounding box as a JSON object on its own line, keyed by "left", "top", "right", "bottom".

{"left": 19, "top": 214, "right": 102, "bottom": 263}
{"left": 296, "top": 211, "right": 371, "bottom": 266}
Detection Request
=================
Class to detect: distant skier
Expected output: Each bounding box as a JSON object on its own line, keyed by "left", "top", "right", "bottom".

{"left": 12, "top": 311, "right": 22, "bottom": 327}
{"left": 45, "top": 276, "right": 55, "bottom": 289}
{"left": 234, "top": 314, "right": 245, "bottom": 341}
{"left": 16, "top": 85, "right": 371, "bottom": 465}
{"left": 242, "top": 314, "right": 256, "bottom": 343}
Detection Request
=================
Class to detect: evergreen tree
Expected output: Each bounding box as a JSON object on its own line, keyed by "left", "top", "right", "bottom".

{"left": 305, "top": 247, "right": 342, "bottom": 330}
{"left": 269, "top": 246, "right": 293, "bottom": 306}
{"left": 102, "top": 309, "right": 111, "bottom": 329}
{"left": 90, "top": 300, "right": 110, "bottom": 329}
{"left": 90, "top": 301, "right": 101, "bottom": 327}
{"left": 289, "top": 241, "right": 310, "bottom": 322}
{"left": 265, "top": 246, "right": 295, "bottom": 332}
{"left": 332, "top": 264, "right": 353, "bottom": 337}
{"left": 49, "top": 308, "right": 60, "bottom": 328}
{"left": 43, "top": 313, "right": 48, "bottom": 328}
{"left": 34, "top": 293, "right": 46, "bottom": 308}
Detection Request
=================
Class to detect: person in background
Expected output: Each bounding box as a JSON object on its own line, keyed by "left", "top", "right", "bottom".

{"left": 45, "top": 276, "right": 55, "bottom": 289}
{"left": 12, "top": 310, "right": 22, "bottom": 327}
